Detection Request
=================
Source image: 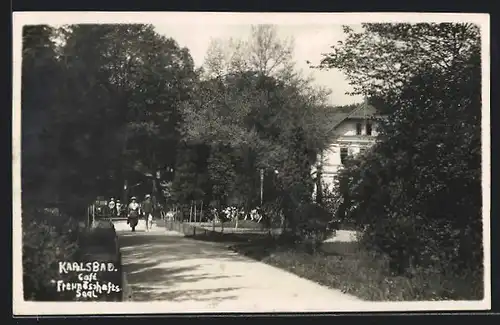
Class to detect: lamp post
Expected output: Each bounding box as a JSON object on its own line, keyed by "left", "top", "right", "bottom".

{"left": 165, "top": 167, "right": 174, "bottom": 210}
{"left": 260, "top": 168, "right": 279, "bottom": 206}
{"left": 152, "top": 170, "right": 161, "bottom": 206}
{"left": 273, "top": 169, "right": 279, "bottom": 202}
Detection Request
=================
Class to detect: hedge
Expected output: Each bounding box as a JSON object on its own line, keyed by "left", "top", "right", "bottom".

{"left": 22, "top": 211, "right": 123, "bottom": 302}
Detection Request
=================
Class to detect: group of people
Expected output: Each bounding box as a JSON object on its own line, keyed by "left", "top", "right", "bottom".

{"left": 106, "top": 195, "right": 156, "bottom": 232}
{"left": 105, "top": 198, "right": 123, "bottom": 218}
{"left": 209, "top": 206, "right": 264, "bottom": 224}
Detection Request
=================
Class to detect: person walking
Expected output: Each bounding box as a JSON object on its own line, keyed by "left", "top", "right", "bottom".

{"left": 107, "top": 198, "right": 116, "bottom": 219}
{"left": 142, "top": 194, "right": 154, "bottom": 232}
{"left": 116, "top": 199, "right": 122, "bottom": 218}
{"left": 127, "top": 197, "right": 141, "bottom": 232}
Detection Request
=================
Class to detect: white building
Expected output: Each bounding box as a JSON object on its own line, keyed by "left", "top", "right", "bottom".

{"left": 313, "top": 99, "right": 382, "bottom": 193}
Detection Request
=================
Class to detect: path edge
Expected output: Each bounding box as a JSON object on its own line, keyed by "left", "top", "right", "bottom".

{"left": 116, "top": 234, "right": 133, "bottom": 302}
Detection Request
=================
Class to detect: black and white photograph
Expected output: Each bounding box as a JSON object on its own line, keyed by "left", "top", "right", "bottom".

{"left": 12, "top": 12, "right": 490, "bottom": 315}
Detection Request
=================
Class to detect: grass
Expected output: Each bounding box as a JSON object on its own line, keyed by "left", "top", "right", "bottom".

{"left": 221, "top": 220, "right": 267, "bottom": 229}
{"left": 188, "top": 220, "right": 267, "bottom": 230}
{"left": 256, "top": 247, "right": 483, "bottom": 301}
{"left": 170, "top": 220, "right": 483, "bottom": 301}
{"left": 189, "top": 227, "right": 483, "bottom": 301}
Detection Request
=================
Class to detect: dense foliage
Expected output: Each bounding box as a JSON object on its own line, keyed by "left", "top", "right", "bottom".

{"left": 21, "top": 24, "right": 197, "bottom": 300}
{"left": 23, "top": 24, "right": 197, "bottom": 214}
{"left": 22, "top": 210, "right": 80, "bottom": 301}
{"left": 175, "top": 25, "right": 336, "bottom": 239}
{"left": 21, "top": 24, "right": 337, "bottom": 299}
{"left": 21, "top": 22, "right": 483, "bottom": 301}
{"left": 318, "top": 23, "right": 483, "bottom": 283}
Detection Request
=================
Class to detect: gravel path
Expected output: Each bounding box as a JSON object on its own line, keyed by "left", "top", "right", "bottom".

{"left": 115, "top": 220, "right": 364, "bottom": 312}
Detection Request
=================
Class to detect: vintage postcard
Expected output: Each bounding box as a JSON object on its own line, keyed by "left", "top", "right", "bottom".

{"left": 12, "top": 11, "right": 491, "bottom": 315}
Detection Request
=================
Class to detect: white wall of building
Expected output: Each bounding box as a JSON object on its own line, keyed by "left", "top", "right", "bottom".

{"left": 313, "top": 118, "right": 380, "bottom": 193}
{"left": 333, "top": 119, "right": 380, "bottom": 137}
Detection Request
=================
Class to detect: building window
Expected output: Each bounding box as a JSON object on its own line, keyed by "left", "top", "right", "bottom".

{"left": 359, "top": 147, "right": 366, "bottom": 155}
{"left": 356, "top": 122, "right": 362, "bottom": 135}
{"left": 366, "top": 122, "right": 373, "bottom": 135}
{"left": 340, "top": 147, "right": 349, "bottom": 164}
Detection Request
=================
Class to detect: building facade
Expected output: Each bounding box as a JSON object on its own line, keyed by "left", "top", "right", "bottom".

{"left": 313, "top": 100, "right": 382, "bottom": 193}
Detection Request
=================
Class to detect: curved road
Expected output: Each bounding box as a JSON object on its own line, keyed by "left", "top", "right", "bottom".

{"left": 114, "top": 220, "right": 364, "bottom": 313}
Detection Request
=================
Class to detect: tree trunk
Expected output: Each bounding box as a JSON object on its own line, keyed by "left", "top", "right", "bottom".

{"left": 315, "top": 176, "right": 323, "bottom": 205}
{"left": 87, "top": 206, "right": 90, "bottom": 228}
{"left": 189, "top": 201, "right": 193, "bottom": 223}
{"left": 194, "top": 202, "right": 197, "bottom": 223}
{"left": 90, "top": 204, "right": 95, "bottom": 227}
{"left": 280, "top": 211, "right": 286, "bottom": 234}
{"left": 221, "top": 213, "right": 224, "bottom": 233}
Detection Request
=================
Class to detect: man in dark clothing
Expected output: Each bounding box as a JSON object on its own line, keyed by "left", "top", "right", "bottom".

{"left": 143, "top": 194, "right": 154, "bottom": 232}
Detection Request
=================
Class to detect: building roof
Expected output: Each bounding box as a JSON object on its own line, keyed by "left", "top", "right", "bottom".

{"left": 345, "top": 100, "right": 379, "bottom": 120}
{"left": 327, "top": 99, "right": 382, "bottom": 131}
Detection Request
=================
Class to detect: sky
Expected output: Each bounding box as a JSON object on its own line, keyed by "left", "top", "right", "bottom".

{"left": 15, "top": 12, "right": 488, "bottom": 107}
{"left": 153, "top": 24, "right": 364, "bottom": 106}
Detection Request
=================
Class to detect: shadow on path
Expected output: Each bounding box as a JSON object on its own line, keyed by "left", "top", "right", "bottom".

{"left": 118, "top": 231, "right": 246, "bottom": 302}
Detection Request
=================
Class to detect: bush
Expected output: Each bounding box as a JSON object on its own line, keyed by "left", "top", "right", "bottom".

{"left": 22, "top": 210, "right": 80, "bottom": 301}
{"left": 22, "top": 210, "right": 123, "bottom": 301}
{"left": 82, "top": 220, "right": 119, "bottom": 256}
{"left": 334, "top": 51, "right": 482, "bottom": 283}
{"left": 261, "top": 199, "right": 284, "bottom": 229}
{"left": 78, "top": 220, "right": 122, "bottom": 301}
{"left": 292, "top": 203, "right": 334, "bottom": 253}
{"left": 318, "top": 180, "right": 347, "bottom": 231}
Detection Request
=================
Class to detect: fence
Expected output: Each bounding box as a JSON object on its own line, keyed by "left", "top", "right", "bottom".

{"left": 165, "top": 220, "right": 217, "bottom": 238}
{"left": 165, "top": 219, "right": 284, "bottom": 241}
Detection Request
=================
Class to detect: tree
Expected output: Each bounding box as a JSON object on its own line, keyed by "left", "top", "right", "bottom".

{"left": 21, "top": 23, "right": 199, "bottom": 300}
{"left": 171, "top": 142, "right": 209, "bottom": 211}
{"left": 34, "top": 24, "right": 198, "bottom": 214}
{"left": 181, "top": 25, "right": 335, "bottom": 239}
{"left": 203, "top": 25, "right": 295, "bottom": 79}
{"left": 318, "top": 23, "right": 482, "bottom": 280}
{"left": 316, "top": 23, "right": 480, "bottom": 113}
{"left": 21, "top": 25, "right": 63, "bottom": 209}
